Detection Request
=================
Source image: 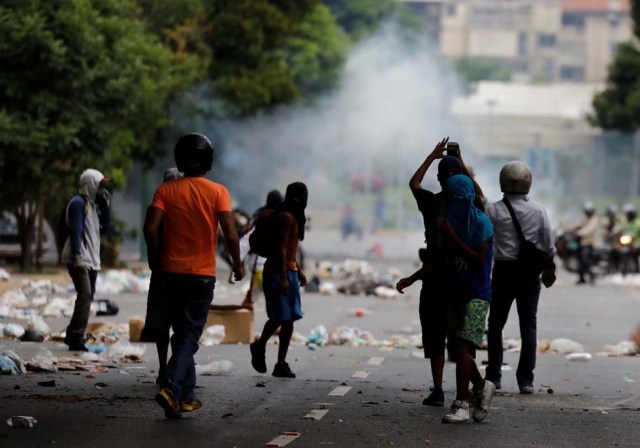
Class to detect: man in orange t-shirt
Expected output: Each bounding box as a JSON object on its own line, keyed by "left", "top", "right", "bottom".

{"left": 144, "top": 133, "right": 244, "bottom": 419}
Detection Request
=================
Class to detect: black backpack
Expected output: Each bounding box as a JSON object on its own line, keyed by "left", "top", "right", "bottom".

{"left": 57, "top": 195, "right": 87, "bottom": 252}
{"left": 249, "top": 209, "right": 278, "bottom": 258}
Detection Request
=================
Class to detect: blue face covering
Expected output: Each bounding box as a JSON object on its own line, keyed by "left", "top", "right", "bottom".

{"left": 444, "top": 175, "right": 493, "bottom": 247}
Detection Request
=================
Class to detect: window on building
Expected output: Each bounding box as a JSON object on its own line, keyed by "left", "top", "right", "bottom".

{"left": 562, "top": 13, "right": 585, "bottom": 31}
{"left": 538, "top": 33, "right": 557, "bottom": 48}
{"left": 560, "top": 65, "right": 585, "bottom": 82}
{"left": 519, "top": 32, "right": 528, "bottom": 56}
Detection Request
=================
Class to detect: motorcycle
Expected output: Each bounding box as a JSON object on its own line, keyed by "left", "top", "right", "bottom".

{"left": 555, "top": 230, "right": 612, "bottom": 275}
{"left": 614, "top": 232, "right": 640, "bottom": 276}
{"left": 555, "top": 230, "right": 581, "bottom": 273}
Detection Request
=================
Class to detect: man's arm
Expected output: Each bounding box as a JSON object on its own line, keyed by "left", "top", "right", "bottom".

{"left": 218, "top": 211, "right": 245, "bottom": 282}
{"left": 68, "top": 197, "right": 86, "bottom": 265}
{"left": 396, "top": 264, "right": 432, "bottom": 293}
{"left": 96, "top": 188, "right": 111, "bottom": 234}
{"left": 143, "top": 206, "right": 164, "bottom": 272}
{"left": 456, "top": 153, "right": 485, "bottom": 204}
{"left": 409, "top": 137, "right": 449, "bottom": 192}
{"left": 440, "top": 219, "right": 490, "bottom": 266}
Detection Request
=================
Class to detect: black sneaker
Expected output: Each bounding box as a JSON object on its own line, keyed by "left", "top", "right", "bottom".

{"left": 67, "top": 343, "right": 88, "bottom": 352}
{"left": 250, "top": 342, "right": 267, "bottom": 374}
{"left": 272, "top": 362, "right": 296, "bottom": 378}
{"left": 422, "top": 388, "right": 445, "bottom": 407}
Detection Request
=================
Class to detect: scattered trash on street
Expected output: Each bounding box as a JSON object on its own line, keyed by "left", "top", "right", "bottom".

{"left": 566, "top": 353, "right": 592, "bottom": 362}
{"left": 195, "top": 359, "right": 234, "bottom": 376}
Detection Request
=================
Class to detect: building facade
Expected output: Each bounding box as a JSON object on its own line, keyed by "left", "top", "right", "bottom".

{"left": 401, "top": 0, "right": 632, "bottom": 82}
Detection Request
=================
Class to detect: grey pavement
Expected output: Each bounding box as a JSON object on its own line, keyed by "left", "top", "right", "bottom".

{"left": 1, "top": 231, "right": 640, "bottom": 447}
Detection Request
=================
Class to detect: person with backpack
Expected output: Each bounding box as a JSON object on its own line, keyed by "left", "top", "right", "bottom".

{"left": 145, "top": 133, "right": 244, "bottom": 419}
{"left": 60, "top": 169, "right": 111, "bottom": 351}
{"left": 249, "top": 182, "right": 308, "bottom": 379}
{"left": 240, "top": 190, "right": 284, "bottom": 309}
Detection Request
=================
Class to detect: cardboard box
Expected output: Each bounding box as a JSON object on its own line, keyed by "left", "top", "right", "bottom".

{"left": 129, "top": 317, "right": 145, "bottom": 343}
{"left": 205, "top": 309, "right": 254, "bottom": 344}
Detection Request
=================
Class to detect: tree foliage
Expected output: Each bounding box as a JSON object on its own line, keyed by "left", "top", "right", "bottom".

{"left": 454, "top": 57, "right": 512, "bottom": 85}
{"left": 0, "top": 0, "right": 201, "bottom": 268}
{"left": 591, "top": 0, "right": 640, "bottom": 132}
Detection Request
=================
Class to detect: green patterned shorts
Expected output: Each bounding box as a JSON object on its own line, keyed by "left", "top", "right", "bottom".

{"left": 455, "top": 299, "right": 489, "bottom": 348}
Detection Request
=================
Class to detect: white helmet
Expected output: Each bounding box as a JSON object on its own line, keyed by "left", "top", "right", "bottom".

{"left": 499, "top": 161, "right": 532, "bottom": 194}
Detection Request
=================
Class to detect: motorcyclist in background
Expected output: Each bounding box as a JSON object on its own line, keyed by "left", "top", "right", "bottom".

{"left": 618, "top": 204, "right": 640, "bottom": 273}
{"left": 571, "top": 201, "right": 599, "bottom": 284}
{"left": 602, "top": 205, "right": 621, "bottom": 272}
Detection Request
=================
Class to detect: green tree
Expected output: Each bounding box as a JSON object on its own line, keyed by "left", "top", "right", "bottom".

{"left": 324, "top": 0, "right": 396, "bottom": 39}
{"left": 591, "top": 0, "right": 640, "bottom": 132}
{"left": 455, "top": 57, "right": 512, "bottom": 86}
{"left": 0, "top": 0, "right": 201, "bottom": 269}
{"left": 285, "top": 3, "right": 349, "bottom": 96}
{"left": 205, "top": 0, "right": 318, "bottom": 116}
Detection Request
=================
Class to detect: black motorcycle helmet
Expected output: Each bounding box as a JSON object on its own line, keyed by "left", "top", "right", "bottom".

{"left": 174, "top": 133, "right": 214, "bottom": 175}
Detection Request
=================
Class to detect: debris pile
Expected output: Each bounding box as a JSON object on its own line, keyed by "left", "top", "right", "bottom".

{"left": 311, "top": 259, "right": 401, "bottom": 298}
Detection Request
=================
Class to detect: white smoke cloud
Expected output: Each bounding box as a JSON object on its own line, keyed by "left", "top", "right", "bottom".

{"left": 213, "top": 25, "right": 466, "bottom": 213}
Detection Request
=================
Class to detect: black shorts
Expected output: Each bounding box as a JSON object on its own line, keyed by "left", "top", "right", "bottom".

{"left": 419, "top": 280, "right": 448, "bottom": 358}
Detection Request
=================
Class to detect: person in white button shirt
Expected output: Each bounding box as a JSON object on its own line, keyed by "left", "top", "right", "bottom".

{"left": 485, "top": 161, "right": 556, "bottom": 394}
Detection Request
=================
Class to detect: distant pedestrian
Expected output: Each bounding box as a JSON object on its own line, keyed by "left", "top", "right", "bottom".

{"left": 140, "top": 167, "right": 183, "bottom": 385}
{"left": 61, "top": 169, "right": 111, "bottom": 351}
{"left": 145, "top": 133, "right": 244, "bottom": 419}
{"left": 250, "top": 182, "right": 308, "bottom": 379}
{"left": 439, "top": 174, "right": 495, "bottom": 424}
{"left": 485, "top": 161, "right": 556, "bottom": 395}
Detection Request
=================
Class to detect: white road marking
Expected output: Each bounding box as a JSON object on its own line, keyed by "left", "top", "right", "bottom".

{"left": 351, "top": 370, "right": 370, "bottom": 379}
{"left": 367, "top": 357, "right": 384, "bottom": 366}
{"left": 303, "top": 409, "right": 329, "bottom": 420}
{"left": 265, "top": 432, "right": 300, "bottom": 447}
{"left": 329, "top": 386, "right": 352, "bottom": 397}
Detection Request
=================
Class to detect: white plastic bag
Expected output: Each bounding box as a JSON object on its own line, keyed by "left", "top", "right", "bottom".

{"left": 200, "top": 325, "right": 225, "bottom": 346}
{"left": 195, "top": 359, "right": 234, "bottom": 376}
{"left": 107, "top": 339, "right": 146, "bottom": 361}
{"left": 26, "top": 347, "right": 57, "bottom": 373}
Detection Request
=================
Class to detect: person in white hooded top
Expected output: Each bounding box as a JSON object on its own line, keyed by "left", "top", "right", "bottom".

{"left": 61, "top": 168, "right": 111, "bottom": 351}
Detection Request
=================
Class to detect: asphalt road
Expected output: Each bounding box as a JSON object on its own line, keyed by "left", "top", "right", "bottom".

{"left": 1, "top": 231, "right": 640, "bottom": 447}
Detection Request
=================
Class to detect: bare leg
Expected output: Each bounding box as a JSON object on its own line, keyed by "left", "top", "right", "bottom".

{"left": 455, "top": 340, "right": 485, "bottom": 402}
{"left": 277, "top": 321, "right": 294, "bottom": 364}
{"left": 430, "top": 355, "right": 445, "bottom": 390}
{"left": 258, "top": 320, "right": 280, "bottom": 348}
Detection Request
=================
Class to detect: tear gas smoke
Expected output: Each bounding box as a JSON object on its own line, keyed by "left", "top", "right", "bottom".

{"left": 210, "top": 25, "right": 467, "bottom": 213}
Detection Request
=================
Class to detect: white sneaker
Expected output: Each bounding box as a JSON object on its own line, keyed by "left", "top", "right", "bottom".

{"left": 442, "top": 400, "right": 470, "bottom": 424}
{"left": 473, "top": 380, "right": 496, "bottom": 422}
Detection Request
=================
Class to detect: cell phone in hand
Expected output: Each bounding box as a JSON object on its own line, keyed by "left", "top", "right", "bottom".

{"left": 446, "top": 142, "right": 460, "bottom": 158}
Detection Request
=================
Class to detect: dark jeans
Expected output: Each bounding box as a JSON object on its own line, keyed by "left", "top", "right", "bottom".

{"left": 486, "top": 261, "right": 541, "bottom": 386}
{"left": 578, "top": 245, "right": 595, "bottom": 283}
{"left": 164, "top": 272, "right": 216, "bottom": 401}
{"left": 65, "top": 265, "right": 98, "bottom": 345}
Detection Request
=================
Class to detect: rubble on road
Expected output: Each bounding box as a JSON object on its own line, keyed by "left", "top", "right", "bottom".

{"left": 596, "top": 340, "right": 639, "bottom": 357}
{"left": 312, "top": 259, "right": 401, "bottom": 298}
